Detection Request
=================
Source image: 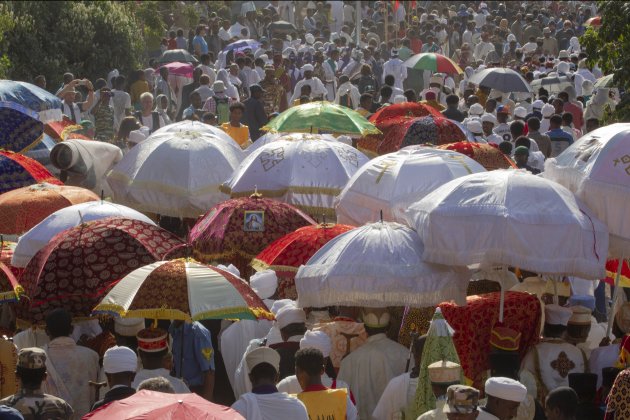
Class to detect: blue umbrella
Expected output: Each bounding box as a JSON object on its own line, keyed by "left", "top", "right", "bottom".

{"left": 0, "top": 80, "right": 62, "bottom": 114}
{"left": 0, "top": 101, "right": 44, "bottom": 152}
{"left": 24, "top": 132, "right": 56, "bottom": 168}
{"left": 223, "top": 39, "right": 260, "bottom": 53}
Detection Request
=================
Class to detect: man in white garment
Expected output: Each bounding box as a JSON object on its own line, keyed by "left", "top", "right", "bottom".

{"left": 382, "top": 49, "right": 407, "bottom": 91}
{"left": 521, "top": 304, "right": 586, "bottom": 402}
{"left": 338, "top": 308, "right": 409, "bottom": 420}
{"left": 590, "top": 303, "right": 630, "bottom": 387}
{"left": 477, "top": 377, "right": 527, "bottom": 420}
{"left": 322, "top": 48, "right": 340, "bottom": 101}
{"left": 290, "top": 64, "right": 327, "bottom": 103}
{"left": 231, "top": 347, "right": 308, "bottom": 420}
{"left": 373, "top": 334, "right": 426, "bottom": 420}
{"left": 417, "top": 361, "right": 463, "bottom": 420}
{"left": 473, "top": 33, "right": 496, "bottom": 62}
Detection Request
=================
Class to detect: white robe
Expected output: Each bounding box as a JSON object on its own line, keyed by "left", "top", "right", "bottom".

{"left": 290, "top": 77, "right": 328, "bottom": 103}
{"left": 372, "top": 372, "right": 419, "bottom": 420}
{"left": 322, "top": 61, "right": 338, "bottom": 101}
{"left": 334, "top": 82, "right": 361, "bottom": 110}
{"left": 277, "top": 373, "right": 351, "bottom": 394}
{"left": 382, "top": 58, "right": 407, "bottom": 90}
{"left": 417, "top": 399, "right": 447, "bottom": 420}
{"left": 338, "top": 333, "right": 409, "bottom": 420}
{"left": 590, "top": 343, "right": 621, "bottom": 388}
{"left": 232, "top": 392, "right": 309, "bottom": 420}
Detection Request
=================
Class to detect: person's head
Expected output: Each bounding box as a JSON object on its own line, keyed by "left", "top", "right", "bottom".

{"left": 246, "top": 347, "right": 281, "bottom": 387}
{"left": 45, "top": 308, "right": 73, "bottom": 339}
{"left": 99, "top": 87, "right": 112, "bottom": 104}
{"left": 485, "top": 98, "right": 497, "bottom": 114}
{"left": 202, "top": 112, "right": 216, "bottom": 126}
{"left": 380, "top": 86, "right": 393, "bottom": 103}
{"left": 15, "top": 348, "right": 47, "bottom": 390}
{"left": 527, "top": 117, "right": 540, "bottom": 132}
{"left": 544, "top": 387, "right": 578, "bottom": 420}
{"left": 300, "top": 84, "right": 312, "bottom": 97}
{"left": 62, "top": 72, "right": 74, "bottom": 85}
{"left": 404, "top": 89, "right": 417, "bottom": 103}
{"left": 229, "top": 102, "right": 245, "bottom": 124}
{"left": 138, "top": 376, "right": 175, "bottom": 393}
{"left": 513, "top": 146, "right": 530, "bottom": 167}
{"left": 561, "top": 112, "right": 573, "bottom": 127}
{"left": 488, "top": 351, "right": 521, "bottom": 380}
{"left": 136, "top": 328, "right": 169, "bottom": 369}
{"left": 359, "top": 93, "right": 373, "bottom": 110}
{"left": 199, "top": 74, "right": 210, "bottom": 87}
{"left": 466, "top": 95, "right": 480, "bottom": 107}
{"left": 585, "top": 117, "right": 599, "bottom": 133}
{"left": 498, "top": 141, "right": 513, "bottom": 156}
{"left": 443, "top": 385, "right": 481, "bottom": 420}
{"left": 114, "top": 75, "right": 126, "bottom": 90}
{"left": 195, "top": 24, "right": 207, "bottom": 37}
{"left": 568, "top": 372, "right": 597, "bottom": 404}
{"left": 514, "top": 136, "right": 531, "bottom": 150}
{"left": 295, "top": 347, "right": 325, "bottom": 390}
{"left": 192, "top": 67, "right": 203, "bottom": 83}
{"left": 159, "top": 66, "right": 169, "bottom": 80}
{"left": 551, "top": 98, "right": 564, "bottom": 115}
{"left": 428, "top": 361, "right": 462, "bottom": 398}
{"left": 361, "top": 308, "right": 391, "bottom": 335}
{"left": 481, "top": 114, "right": 497, "bottom": 136}
{"left": 384, "top": 74, "right": 395, "bottom": 87}
{"left": 176, "top": 29, "right": 184, "bottom": 37}
{"left": 103, "top": 346, "right": 137, "bottom": 388}
{"left": 302, "top": 63, "right": 314, "bottom": 78}
{"left": 496, "top": 106, "right": 509, "bottom": 123}
{"left": 543, "top": 304, "right": 572, "bottom": 338}
{"left": 250, "top": 84, "right": 265, "bottom": 100}
{"left": 112, "top": 317, "right": 143, "bottom": 351}
{"left": 276, "top": 306, "right": 307, "bottom": 341}
{"left": 140, "top": 92, "right": 154, "bottom": 113}
{"left": 509, "top": 120, "right": 525, "bottom": 138}
{"left": 189, "top": 91, "right": 202, "bottom": 109}
{"left": 566, "top": 306, "right": 592, "bottom": 344}
{"left": 549, "top": 114, "right": 562, "bottom": 129}
{"left": 484, "top": 377, "right": 527, "bottom": 420}
{"left": 117, "top": 116, "right": 142, "bottom": 145}
{"left": 446, "top": 94, "right": 459, "bottom": 108}
{"left": 34, "top": 75, "right": 46, "bottom": 89}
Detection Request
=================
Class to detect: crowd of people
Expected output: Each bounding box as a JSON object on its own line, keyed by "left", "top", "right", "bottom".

{"left": 0, "top": 1, "right": 628, "bottom": 419}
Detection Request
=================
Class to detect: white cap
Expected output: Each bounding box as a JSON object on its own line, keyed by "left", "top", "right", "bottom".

{"left": 558, "top": 50, "right": 569, "bottom": 59}
{"left": 481, "top": 113, "right": 497, "bottom": 124}
{"left": 507, "top": 34, "right": 516, "bottom": 43}
{"left": 469, "top": 103, "right": 484, "bottom": 116}
{"left": 276, "top": 306, "right": 306, "bottom": 329}
{"left": 532, "top": 99, "right": 544, "bottom": 110}
{"left": 103, "top": 346, "right": 138, "bottom": 374}
{"left": 361, "top": 308, "right": 391, "bottom": 328}
{"left": 514, "top": 106, "right": 527, "bottom": 118}
{"left": 393, "top": 95, "right": 406, "bottom": 104}
{"left": 302, "top": 63, "right": 314, "bottom": 73}
{"left": 557, "top": 61, "right": 570, "bottom": 74}
{"left": 246, "top": 347, "right": 281, "bottom": 373}
{"left": 305, "top": 33, "right": 315, "bottom": 45}
{"left": 270, "top": 299, "right": 295, "bottom": 315}
{"left": 217, "top": 264, "right": 241, "bottom": 278}
{"left": 128, "top": 128, "right": 149, "bottom": 145}
{"left": 466, "top": 120, "right": 483, "bottom": 135}
{"left": 485, "top": 377, "right": 527, "bottom": 402}
{"left": 430, "top": 74, "right": 444, "bottom": 86}
{"left": 250, "top": 270, "right": 278, "bottom": 300}
{"left": 541, "top": 103, "right": 556, "bottom": 117}
{"left": 300, "top": 330, "right": 332, "bottom": 357}
{"left": 114, "top": 318, "right": 145, "bottom": 337}
{"left": 545, "top": 304, "right": 573, "bottom": 326}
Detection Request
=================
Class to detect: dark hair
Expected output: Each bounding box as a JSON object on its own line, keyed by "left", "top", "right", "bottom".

{"left": 116, "top": 116, "right": 141, "bottom": 143}
{"left": 45, "top": 309, "right": 72, "bottom": 338}
{"left": 562, "top": 112, "right": 573, "bottom": 124}
{"left": 543, "top": 323, "right": 566, "bottom": 337}
{"left": 295, "top": 348, "right": 325, "bottom": 377}
{"left": 509, "top": 120, "right": 525, "bottom": 137}
{"left": 384, "top": 74, "right": 395, "bottom": 86}
{"left": 360, "top": 93, "right": 373, "bottom": 103}
{"left": 404, "top": 89, "right": 416, "bottom": 102}
{"left": 380, "top": 85, "right": 393, "bottom": 99}
{"left": 200, "top": 54, "right": 210, "bottom": 64}
{"left": 514, "top": 136, "right": 531, "bottom": 149}
{"left": 527, "top": 117, "right": 540, "bottom": 131}
{"left": 558, "top": 91, "right": 569, "bottom": 101}
{"left": 250, "top": 362, "right": 278, "bottom": 382}
{"left": 546, "top": 387, "right": 578, "bottom": 417}
{"left": 498, "top": 141, "right": 513, "bottom": 155}
{"left": 16, "top": 367, "right": 46, "bottom": 389}
{"left": 446, "top": 94, "right": 459, "bottom": 105}
{"left": 550, "top": 114, "right": 563, "bottom": 125}
{"left": 177, "top": 29, "right": 184, "bottom": 37}
{"left": 280, "top": 323, "right": 307, "bottom": 338}
{"left": 229, "top": 102, "right": 245, "bottom": 112}
{"left": 202, "top": 112, "right": 216, "bottom": 122}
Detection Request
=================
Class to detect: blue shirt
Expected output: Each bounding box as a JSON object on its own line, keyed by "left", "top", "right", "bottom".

{"left": 192, "top": 35, "right": 208, "bottom": 55}
{"left": 169, "top": 321, "right": 215, "bottom": 387}
{"left": 546, "top": 128, "right": 574, "bottom": 143}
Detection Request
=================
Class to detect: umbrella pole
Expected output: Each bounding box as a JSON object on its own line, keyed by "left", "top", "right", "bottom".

{"left": 607, "top": 256, "right": 625, "bottom": 337}
{"left": 552, "top": 276, "right": 559, "bottom": 305}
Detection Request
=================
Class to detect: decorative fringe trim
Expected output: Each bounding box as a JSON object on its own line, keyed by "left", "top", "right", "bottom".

{"left": 250, "top": 259, "right": 299, "bottom": 274}
{"left": 93, "top": 304, "right": 274, "bottom": 321}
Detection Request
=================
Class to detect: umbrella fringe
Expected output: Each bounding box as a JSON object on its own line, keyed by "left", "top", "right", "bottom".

{"left": 250, "top": 258, "right": 299, "bottom": 274}
{"left": 229, "top": 186, "right": 343, "bottom": 198}
{"left": 93, "top": 304, "right": 274, "bottom": 322}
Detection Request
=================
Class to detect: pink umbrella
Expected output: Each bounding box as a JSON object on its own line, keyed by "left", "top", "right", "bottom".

{"left": 158, "top": 61, "right": 194, "bottom": 79}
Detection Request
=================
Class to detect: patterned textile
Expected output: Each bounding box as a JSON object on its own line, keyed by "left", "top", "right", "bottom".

{"left": 605, "top": 368, "right": 630, "bottom": 420}
{"left": 45, "top": 118, "right": 90, "bottom": 141}
{"left": 369, "top": 102, "right": 440, "bottom": 125}
{"left": 17, "top": 217, "right": 184, "bottom": 324}
{"left": 92, "top": 105, "right": 115, "bottom": 143}
{"left": 0, "top": 80, "right": 62, "bottom": 113}
{"left": 0, "top": 262, "right": 22, "bottom": 304}
{"left": 378, "top": 115, "right": 466, "bottom": 155}
{"left": 251, "top": 224, "right": 354, "bottom": 299}
{"left": 0, "top": 151, "right": 61, "bottom": 194}
{"left": 190, "top": 196, "right": 316, "bottom": 276}
{"left": 0, "top": 338, "right": 18, "bottom": 398}
{"left": 0, "top": 101, "right": 44, "bottom": 153}
{"left": 437, "top": 142, "right": 516, "bottom": 170}
{"left": 315, "top": 319, "right": 368, "bottom": 372}
{"left": 0, "top": 183, "right": 99, "bottom": 235}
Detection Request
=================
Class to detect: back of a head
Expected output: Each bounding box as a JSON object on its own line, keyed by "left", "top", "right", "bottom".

{"left": 514, "top": 136, "right": 531, "bottom": 149}
{"left": 384, "top": 74, "right": 395, "bottom": 86}
{"left": 295, "top": 347, "right": 324, "bottom": 377}
{"left": 527, "top": 117, "right": 540, "bottom": 131}
{"left": 45, "top": 308, "right": 72, "bottom": 338}
{"left": 446, "top": 94, "right": 459, "bottom": 106}
{"left": 137, "top": 376, "right": 175, "bottom": 393}
{"left": 562, "top": 112, "right": 573, "bottom": 125}
{"left": 380, "top": 85, "right": 393, "bottom": 99}
{"left": 510, "top": 120, "right": 525, "bottom": 137}
{"left": 550, "top": 114, "right": 563, "bottom": 127}
{"left": 499, "top": 141, "right": 513, "bottom": 155}
{"left": 546, "top": 387, "right": 578, "bottom": 418}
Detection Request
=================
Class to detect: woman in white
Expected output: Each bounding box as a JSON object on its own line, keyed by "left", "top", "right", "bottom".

{"left": 216, "top": 68, "right": 240, "bottom": 102}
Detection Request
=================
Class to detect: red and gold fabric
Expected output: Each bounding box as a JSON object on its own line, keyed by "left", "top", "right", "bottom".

{"left": 45, "top": 117, "right": 91, "bottom": 141}
{"left": 377, "top": 115, "right": 467, "bottom": 155}
{"left": 0, "top": 150, "right": 61, "bottom": 195}
{"left": 368, "top": 102, "right": 440, "bottom": 126}
{"left": 437, "top": 142, "right": 517, "bottom": 171}
{"left": 605, "top": 259, "right": 630, "bottom": 288}
{"left": 0, "top": 262, "right": 23, "bottom": 304}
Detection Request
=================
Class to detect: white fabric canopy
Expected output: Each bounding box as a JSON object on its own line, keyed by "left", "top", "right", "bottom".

{"left": 335, "top": 147, "right": 486, "bottom": 226}
{"left": 12, "top": 201, "right": 155, "bottom": 268}
{"left": 151, "top": 120, "right": 235, "bottom": 144}
{"left": 244, "top": 132, "right": 336, "bottom": 155}
{"left": 222, "top": 137, "right": 369, "bottom": 219}
{"left": 107, "top": 129, "right": 244, "bottom": 218}
{"left": 404, "top": 169, "right": 609, "bottom": 279}
{"left": 295, "top": 221, "right": 470, "bottom": 308}
{"left": 544, "top": 123, "right": 630, "bottom": 257}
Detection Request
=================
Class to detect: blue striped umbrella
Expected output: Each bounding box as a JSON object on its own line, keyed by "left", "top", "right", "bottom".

{"left": 0, "top": 80, "right": 61, "bottom": 114}
{"left": 0, "top": 101, "right": 44, "bottom": 152}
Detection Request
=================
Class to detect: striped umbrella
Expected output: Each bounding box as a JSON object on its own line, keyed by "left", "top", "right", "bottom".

{"left": 404, "top": 53, "right": 463, "bottom": 75}
{"left": 0, "top": 150, "right": 61, "bottom": 194}
{"left": 585, "top": 16, "right": 601, "bottom": 27}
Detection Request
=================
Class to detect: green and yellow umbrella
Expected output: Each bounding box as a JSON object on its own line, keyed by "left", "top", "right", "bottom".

{"left": 262, "top": 101, "right": 381, "bottom": 136}
{"left": 404, "top": 53, "right": 463, "bottom": 75}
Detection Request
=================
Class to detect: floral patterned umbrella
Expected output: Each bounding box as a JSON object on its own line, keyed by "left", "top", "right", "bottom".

{"left": 437, "top": 142, "right": 516, "bottom": 170}
{"left": 0, "top": 183, "right": 99, "bottom": 235}
{"left": 251, "top": 224, "right": 354, "bottom": 299}
{"left": 94, "top": 259, "right": 273, "bottom": 321}
{"left": 17, "top": 217, "right": 185, "bottom": 324}
{"left": 378, "top": 115, "right": 468, "bottom": 155}
{"left": 368, "top": 102, "right": 440, "bottom": 126}
{"left": 189, "top": 195, "right": 316, "bottom": 278}
{"left": 0, "top": 150, "right": 61, "bottom": 194}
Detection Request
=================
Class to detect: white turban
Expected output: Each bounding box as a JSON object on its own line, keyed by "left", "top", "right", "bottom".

{"left": 114, "top": 318, "right": 145, "bottom": 337}
{"left": 485, "top": 377, "right": 527, "bottom": 402}
{"left": 103, "top": 346, "right": 138, "bottom": 374}
{"left": 250, "top": 270, "right": 278, "bottom": 300}
{"left": 541, "top": 103, "right": 556, "bottom": 118}
{"left": 302, "top": 63, "right": 314, "bottom": 73}
{"left": 276, "top": 306, "right": 306, "bottom": 329}
{"left": 557, "top": 61, "right": 570, "bottom": 74}
{"left": 270, "top": 299, "right": 296, "bottom": 315}
{"left": 217, "top": 264, "right": 241, "bottom": 278}
{"left": 300, "top": 330, "right": 332, "bottom": 357}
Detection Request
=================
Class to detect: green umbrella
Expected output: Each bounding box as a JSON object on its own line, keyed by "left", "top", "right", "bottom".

{"left": 404, "top": 53, "right": 464, "bottom": 75}
{"left": 262, "top": 101, "right": 381, "bottom": 136}
{"left": 593, "top": 74, "right": 615, "bottom": 90}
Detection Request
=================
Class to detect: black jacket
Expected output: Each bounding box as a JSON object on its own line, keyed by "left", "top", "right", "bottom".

{"left": 91, "top": 386, "right": 136, "bottom": 411}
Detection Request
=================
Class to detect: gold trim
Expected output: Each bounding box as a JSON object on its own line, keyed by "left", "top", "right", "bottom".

{"left": 250, "top": 259, "right": 299, "bottom": 273}
{"left": 93, "top": 303, "right": 274, "bottom": 321}
{"left": 19, "top": 133, "right": 45, "bottom": 154}
{"left": 227, "top": 186, "right": 342, "bottom": 198}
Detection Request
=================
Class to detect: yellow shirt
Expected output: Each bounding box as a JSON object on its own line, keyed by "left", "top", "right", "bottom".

{"left": 297, "top": 388, "right": 347, "bottom": 420}
{"left": 221, "top": 122, "right": 250, "bottom": 147}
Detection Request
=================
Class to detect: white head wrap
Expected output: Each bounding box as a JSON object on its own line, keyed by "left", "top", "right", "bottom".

{"left": 485, "top": 377, "right": 527, "bottom": 402}
{"left": 276, "top": 306, "right": 307, "bottom": 329}
{"left": 217, "top": 264, "right": 241, "bottom": 278}
{"left": 300, "top": 330, "right": 332, "bottom": 357}
{"left": 249, "top": 270, "right": 278, "bottom": 300}
{"left": 103, "top": 346, "right": 138, "bottom": 374}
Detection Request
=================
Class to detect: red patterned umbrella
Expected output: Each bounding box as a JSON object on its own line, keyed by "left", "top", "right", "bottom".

{"left": 604, "top": 259, "right": 630, "bottom": 288}
{"left": 45, "top": 117, "right": 91, "bottom": 141}
{"left": 0, "top": 150, "right": 61, "bottom": 194}
{"left": 251, "top": 223, "right": 354, "bottom": 299}
{"left": 17, "top": 217, "right": 185, "bottom": 324}
{"left": 0, "top": 262, "right": 23, "bottom": 303}
{"left": 378, "top": 115, "right": 467, "bottom": 155}
{"left": 369, "top": 102, "right": 440, "bottom": 126}
{"left": 0, "top": 183, "right": 99, "bottom": 234}
{"left": 189, "top": 195, "right": 316, "bottom": 278}
{"left": 437, "top": 142, "right": 516, "bottom": 171}
{"left": 585, "top": 16, "right": 601, "bottom": 27}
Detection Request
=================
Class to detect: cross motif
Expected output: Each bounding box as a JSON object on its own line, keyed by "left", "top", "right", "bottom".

{"left": 375, "top": 159, "right": 396, "bottom": 184}
{"left": 550, "top": 351, "right": 575, "bottom": 378}
{"left": 259, "top": 147, "right": 285, "bottom": 171}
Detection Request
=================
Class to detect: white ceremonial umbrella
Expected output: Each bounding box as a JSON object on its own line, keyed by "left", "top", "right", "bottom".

{"left": 107, "top": 129, "right": 245, "bottom": 218}
{"left": 151, "top": 120, "right": 235, "bottom": 144}
{"left": 221, "top": 137, "right": 369, "bottom": 220}
{"left": 244, "top": 132, "right": 336, "bottom": 155}
{"left": 295, "top": 221, "right": 470, "bottom": 308}
{"left": 335, "top": 147, "right": 486, "bottom": 226}
{"left": 11, "top": 201, "right": 155, "bottom": 268}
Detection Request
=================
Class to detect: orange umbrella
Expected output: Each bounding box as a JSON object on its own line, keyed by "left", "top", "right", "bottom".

{"left": 437, "top": 142, "right": 516, "bottom": 171}
{"left": 585, "top": 16, "right": 601, "bottom": 27}
{"left": 0, "top": 183, "right": 99, "bottom": 234}
{"left": 0, "top": 150, "right": 61, "bottom": 194}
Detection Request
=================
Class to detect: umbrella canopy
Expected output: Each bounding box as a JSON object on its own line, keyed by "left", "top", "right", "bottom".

{"left": 0, "top": 101, "right": 44, "bottom": 153}
{"left": 221, "top": 137, "right": 369, "bottom": 219}
{"left": 0, "top": 80, "right": 63, "bottom": 122}
{"left": 108, "top": 129, "right": 244, "bottom": 218}
{"left": 251, "top": 223, "right": 354, "bottom": 299}
{"left": 404, "top": 169, "right": 609, "bottom": 279}
{"left": 0, "top": 262, "right": 23, "bottom": 303}
{"left": 594, "top": 73, "right": 615, "bottom": 90}
{"left": 0, "top": 151, "right": 61, "bottom": 194}
{"left": 244, "top": 132, "right": 336, "bottom": 155}
{"left": 158, "top": 61, "right": 194, "bottom": 78}
{"left": 378, "top": 115, "right": 468, "bottom": 155}
{"left": 437, "top": 142, "right": 516, "bottom": 170}
{"left": 468, "top": 68, "right": 533, "bottom": 93}
{"left": 45, "top": 118, "right": 92, "bottom": 141}
{"left": 295, "top": 221, "right": 471, "bottom": 308}
{"left": 368, "top": 102, "right": 441, "bottom": 125}
{"left": 158, "top": 49, "right": 199, "bottom": 65}
{"left": 530, "top": 75, "right": 573, "bottom": 95}
{"left": 267, "top": 21, "right": 297, "bottom": 35}
{"left": 404, "top": 53, "right": 464, "bottom": 75}
{"left": 605, "top": 259, "right": 630, "bottom": 288}
{"left": 585, "top": 16, "right": 601, "bottom": 26}
{"left": 152, "top": 120, "right": 235, "bottom": 144}
{"left": 190, "top": 196, "right": 315, "bottom": 276}
{"left": 12, "top": 201, "right": 155, "bottom": 268}
{"left": 223, "top": 39, "right": 261, "bottom": 53}
{"left": 24, "top": 132, "right": 56, "bottom": 169}
{"left": 94, "top": 259, "right": 273, "bottom": 321}
{"left": 335, "top": 147, "right": 486, "bottom": 226}
{"left": 544, "top": 123, "right": 630, "bottom": 257}
{"left": 262, "top": 102, "right": 381, "bottom": 136}
{"left": 83, "top": 390, "right": 244, "bottom": 420}
{"left": 0, "top": 183, "right": 99, "bottom": 235}
{"left": 18, "top": 217, "right": 184, "bottom": 324}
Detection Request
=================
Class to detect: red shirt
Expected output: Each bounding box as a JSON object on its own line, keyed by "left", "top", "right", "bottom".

{"left": 167, "top": 39, "right": 177, "bottom": 50}
{"left": 410, "top": 39, "right": 423, "bottom": 54}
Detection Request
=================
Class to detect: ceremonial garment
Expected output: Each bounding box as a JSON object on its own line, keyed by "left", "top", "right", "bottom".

{"left": 232, "top": 385, "right": 308, "bottom": 420}
{"left": 372, "top": 372, "right": 419, "bottom": 420}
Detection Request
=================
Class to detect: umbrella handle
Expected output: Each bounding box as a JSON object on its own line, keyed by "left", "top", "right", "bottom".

{"left": 607, "top": 257, "right": 625, "bottom": 337}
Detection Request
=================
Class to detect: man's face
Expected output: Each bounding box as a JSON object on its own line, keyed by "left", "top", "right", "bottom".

{"left": 141, "top": 96, "right": 153, "bottom": 112}
{"left": 265, "top": 69, "right": 274, "bottom": 79}
{"left": 64, "top": 91, "right": 75, "bottom": 104}
{"left": 230, "top": 108, "right": 243, "bottom": 122}
{"left": 544, "top": 406, "right": 563, "bottom": 420}
{"left": 482, "top": 121, "right": 494, "bottom": 136}
{"left": 495, "top": 400, "right": 520, "bottom": 420}
{"left": 191, "top": 94, "right": 202, "bottom": 109}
